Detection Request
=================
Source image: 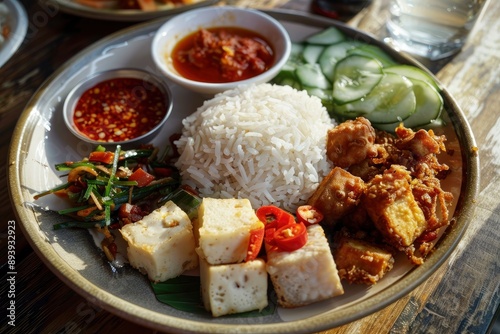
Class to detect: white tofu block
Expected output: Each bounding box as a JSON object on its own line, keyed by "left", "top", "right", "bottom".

{"left": 200, "top": 258, "right": 268, "bottom": 317}
{"left": 196, "top": 198, "right": 264, "bottom": 265}
{"left": 119, "top": 201, "right": 198, "bottom": 282}
{"left": 266, "top": 224, "right": 344, "bottom": 308}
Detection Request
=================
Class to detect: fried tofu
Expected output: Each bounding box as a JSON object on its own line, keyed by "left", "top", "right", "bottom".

{"left": 334, "top": 235, "right": 394, "bottom": 285}
{"left": 308, "top": 167, "right": 366, "bottom": 227}
{"left": 363, "top": 165, "right": 426, "bottom": 248}
{"left": 199, "top": 258, "right": 268, "bottom": 317}
{"left": 266, "top": 224, "right": 344, "bottom": 308}
{"left": 119, "top": 201, "right": 198, "bottom": 282}
{"left": 195, "top": 198, "right": 264, "bottom": 265}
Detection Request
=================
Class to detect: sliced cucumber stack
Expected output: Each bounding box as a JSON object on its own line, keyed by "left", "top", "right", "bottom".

{"left": 372, "top": 78, "right": 443, "bottom": 132}
{"left": 333, "top": 73, "right": 416, "bottom": 124}
{"left": 271, "top": 26, "right": 444, "bottom": 131}
{"left": 305, "top": 26, "right": 346, "bottom": 45}
{"left": 332, "top": 55, "right": 384, "bottom": 104}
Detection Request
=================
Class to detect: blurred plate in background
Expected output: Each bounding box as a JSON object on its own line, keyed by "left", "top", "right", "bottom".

{"left": 45, "top": 0, "right": 220, "bottom": 22}
{"left": 0, "top": 0, "right": 28, "bottom": 68}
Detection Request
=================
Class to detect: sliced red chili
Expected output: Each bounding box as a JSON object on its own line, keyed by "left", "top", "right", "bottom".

{"left": 128, "top": 168, "right": 155, "bottom": 187}
{"left": 272, "top": 222, "right": 308, "bottom": 252}
{"left": 256, "top": 205, "right": 295, "bottom": 230}
{"left": 246, "top": 227, "right": 264, "bottom": 262}
{"left": 296, "top": 205, "right": 324, "bottom": 227}
{"left": 88, "top": 151, "right": 115, "bottom": 165}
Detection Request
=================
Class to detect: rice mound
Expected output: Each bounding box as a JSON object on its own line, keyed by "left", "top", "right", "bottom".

{"left": 174, "top": 83, "right": 335, "bottom": 211}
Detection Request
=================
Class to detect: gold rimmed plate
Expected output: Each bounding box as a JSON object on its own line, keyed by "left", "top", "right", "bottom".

{"left": 8, "top": 9, "right": 479, "bottom": 333}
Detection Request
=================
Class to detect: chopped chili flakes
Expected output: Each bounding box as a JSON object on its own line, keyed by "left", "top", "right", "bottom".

{"left": 73, "top": 77, "right": 168, "bottom": 142}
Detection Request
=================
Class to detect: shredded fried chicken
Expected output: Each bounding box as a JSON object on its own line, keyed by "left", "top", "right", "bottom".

{"left": 309, "top": 118, "right": 454, "bottom": 283}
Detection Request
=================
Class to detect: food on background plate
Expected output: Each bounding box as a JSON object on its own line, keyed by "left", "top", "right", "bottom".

{"left": 74, "top": 0, "right": 203, "bottom": 11}
{"left": 172, "top": 27, "right": 275, "bottom": 83}
{"left": 174, "top": 83, "right": 335, "bottom": 212}
{"left": 120, "top": 200, "right": 198, "bottom": 282}
{"left": 0, "top": 3, "right": 9, "bottom": 46}
{"left": 272, "top": 26, "right": 444, "bottom": 132}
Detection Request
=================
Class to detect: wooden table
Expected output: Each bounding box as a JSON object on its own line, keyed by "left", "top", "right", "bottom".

{"left": 1, "top": 0, "right": 499, "bottom": 333}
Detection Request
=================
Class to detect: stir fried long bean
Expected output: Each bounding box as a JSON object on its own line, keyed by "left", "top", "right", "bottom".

{"left": 34, "top": 145, "right": 181, "bottom": 229}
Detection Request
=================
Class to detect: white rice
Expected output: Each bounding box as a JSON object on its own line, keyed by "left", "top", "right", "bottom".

{"left": 174, "top": 83, "right": 335, "bottom": 211}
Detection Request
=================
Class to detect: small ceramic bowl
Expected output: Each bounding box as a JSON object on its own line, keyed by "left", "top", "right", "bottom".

{"left": 64, "top": 68, "right": 173, "bottom": 148}
{"left": 151, "top": 6, "right": 292, "bottom": 95}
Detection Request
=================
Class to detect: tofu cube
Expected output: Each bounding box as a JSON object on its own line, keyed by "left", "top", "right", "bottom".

{"left": 119, "top": 201, "right": 198, "bottom": 282}
{"left": 334, "top": 236, "right": 394, "bottom": 285}
{"left": 266, "top": 224, "right": 344, "bottom": 308}
{"left": 196, "top": 198, "right": 264, "bottom": 265}
{"left": 364, "top": 165, "right": 426, "bottom": 248}
{"left": 200, "top": 258, "right": 268, "bottom": 317}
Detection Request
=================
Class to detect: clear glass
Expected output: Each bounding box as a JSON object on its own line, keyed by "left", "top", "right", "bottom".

{"left": 385, "top": 0, "right": 486, "bottom": 60}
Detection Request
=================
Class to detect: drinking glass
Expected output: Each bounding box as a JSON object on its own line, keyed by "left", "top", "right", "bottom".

{"left": 385, "top": 0, "right": 487, "bottom": 60}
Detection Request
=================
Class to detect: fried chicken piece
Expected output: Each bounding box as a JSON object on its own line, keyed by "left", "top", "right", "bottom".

{"left": 395, "top": 125, "right": 446, "bottom": 157}
{"left": 326, "top": 117, "right": 378, "bottom": 168}
{"left": 363, "top": 165, "right": 426, "bottom": 248}
{"left": 308, "top": 167, "right": 366, "bottom": 228}
{"left": 334, "top": 233, "right": 394, "bottom": 285}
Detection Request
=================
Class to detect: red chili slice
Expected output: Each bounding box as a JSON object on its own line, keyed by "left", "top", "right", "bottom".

{"left": 88, "top": 151, "right": 115, "bottom": 165}
{"left": 256, "top": 205, "right": 295, "bottom": 230}
{"left": 128, "top": 168, "right": 155, "bottom": 187}
{"left": 273, "top": 222, "right": 308, "bottom": 252}
{"left": 296, "top": 205, "right": 324, "bottom": 227}
{"left": 246, "top": 227, "right": 264, "bottom": 262}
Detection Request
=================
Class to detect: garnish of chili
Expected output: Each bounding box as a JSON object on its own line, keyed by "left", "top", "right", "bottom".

{"left": 172, "top": 27, "right": 275, "bottom": 83}
{"left": 73, "top": 77, "right": 168, "bottom": 143}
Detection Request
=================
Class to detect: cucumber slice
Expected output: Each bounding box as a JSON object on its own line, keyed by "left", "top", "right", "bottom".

{"left": 296, "top": 63, "right": 332, "bottom": 89}
{"left": 332, "top": 55, "right": 384, "bottom": 104}
{"left": 384, "top": 65, "right": 440, "bottom": 91}
{"left": 333, "top": 73, "right": 416, "bottom": 124}
{"left": 290, "top": 42, "right": 305, "bottom": 57}
{"left": 272, "top": 71, "right": 302, "bottom": 90}
{"left": 303, "top": 44, "right": 325, "bottom": 64}
{"left": 304, "top": 86, "right": 334, "bottom": 104}
{"left": 285, "top": 43, "right": 306, "bottom": 68}
{"left": 347, "top": 44, "right": 397, "bottom": 68}
{"left": 371, "top": 78, "right": 443, "bottom": 131}
{"left": 319, "top": 41, "right": 363, "bottom": 80}
{"left": 306, "top": 26, "right": 346, "bottom": 45}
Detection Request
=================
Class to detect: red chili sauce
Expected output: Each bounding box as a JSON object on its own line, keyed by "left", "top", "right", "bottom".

{"left": 172, "top": 27, "right": 275, "bottom": 83}
{"left": 73, "top": 78, "right": 167, "bottom": 142}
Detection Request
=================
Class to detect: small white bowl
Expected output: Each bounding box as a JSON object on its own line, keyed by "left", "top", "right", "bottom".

{"left": 151, "top": 6, "right": 292, "bottom": 95}
{"left": 64, "top": 68, "right": 173, "bottom": 148}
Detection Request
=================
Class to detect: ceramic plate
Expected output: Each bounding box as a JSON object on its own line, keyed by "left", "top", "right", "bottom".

{"left": 0, "top": 0, "right": 28, "bottom": 68}
{"left": 8, "top": 9, "right": 479, "bottom": 334}
{"left": 47, "top": 0, "right": 220, "bottom": 22}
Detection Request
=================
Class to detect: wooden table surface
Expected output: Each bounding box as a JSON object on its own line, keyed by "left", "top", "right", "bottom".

{"left": 1, "top": 0, "right": 499, "bottom": 333}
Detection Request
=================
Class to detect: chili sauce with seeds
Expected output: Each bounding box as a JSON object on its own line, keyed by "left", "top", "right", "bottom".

{"left": 172, "top": 27, "right": 275, "bottom": 83}
{"left": 73, "top": 77, "right": 168, "bottom": 142}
